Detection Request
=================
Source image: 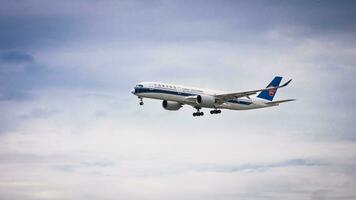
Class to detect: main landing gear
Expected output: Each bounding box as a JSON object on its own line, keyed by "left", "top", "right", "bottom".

{"left": 193, "top": 107, "right": 204, "bottom": 117}
{"left": 210, "top": 109, "right": 221, "bottom": 114}
{"left": 193, "top": 108, "right": 221, "bottom": 117}
{"left": 193, "top": 112, "right": 204, "bottom": 117}
{"left": 138, "top": 97, "right": 144, "bottom": 105}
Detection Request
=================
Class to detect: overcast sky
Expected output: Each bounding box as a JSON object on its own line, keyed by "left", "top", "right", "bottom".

{"left": 1, "top": 0, "right": 356, "bottom": 200}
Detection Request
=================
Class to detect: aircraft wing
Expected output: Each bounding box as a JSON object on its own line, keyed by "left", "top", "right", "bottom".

{"left": 214, "top": 79, "right": 292, "bottom": 102}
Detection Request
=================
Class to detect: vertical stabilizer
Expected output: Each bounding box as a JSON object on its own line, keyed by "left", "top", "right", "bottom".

{"left": 257, "top": 76, "right": 282, "bottom": 101}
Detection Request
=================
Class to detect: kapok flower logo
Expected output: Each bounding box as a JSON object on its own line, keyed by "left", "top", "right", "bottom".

{"left": 269, "top": 88, "right": 276, "bottom": 96}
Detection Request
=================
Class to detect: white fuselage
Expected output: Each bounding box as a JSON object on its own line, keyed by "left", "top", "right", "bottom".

{"left": 131, "top": 82, "right": 274, "bottom": 110}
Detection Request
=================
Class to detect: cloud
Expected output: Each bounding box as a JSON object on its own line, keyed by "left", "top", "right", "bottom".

{"left": 0, "top": 52, "right": 44, "bottom": 100}
{"left": 0, "top": 15, "right": 80, "bottom": 50}
{"left": 194, "top": 159, "right": 319, "bottom": 173}
{"left": 0, "top": 51, "right": 34, "bottom": 63}
{"left": 0, "top": 1, "right": 356, "bottom": 200}
{"left": 1, "top": 0, "right": 354, "bottom": 51}
{"left": 17, "top": 108, "right": 58, "bottom": 120}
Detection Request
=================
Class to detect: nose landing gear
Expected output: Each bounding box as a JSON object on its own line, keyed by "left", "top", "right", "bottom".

{"left": 138, "top": 97, "right": 144, "bottom": 105}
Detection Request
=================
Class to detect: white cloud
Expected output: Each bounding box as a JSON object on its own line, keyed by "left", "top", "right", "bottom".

{"left": 1, "top": 1, "right": 356, "bottom": 199}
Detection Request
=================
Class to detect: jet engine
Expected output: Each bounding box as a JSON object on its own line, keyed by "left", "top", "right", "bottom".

{"left": 162, "top": 100, "right": 182, "bottom": 111}
{"left": 196, "top": 95, "right": 216, "bottom": 108}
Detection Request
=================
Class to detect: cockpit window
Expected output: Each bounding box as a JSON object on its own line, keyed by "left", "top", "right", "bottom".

{"left": 136, "top": 84, "right": 143, "bottom": 88}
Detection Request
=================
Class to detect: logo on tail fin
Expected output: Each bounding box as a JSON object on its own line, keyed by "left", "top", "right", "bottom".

{"left": 269, "top": 88, "right": 276, "bottom": 97}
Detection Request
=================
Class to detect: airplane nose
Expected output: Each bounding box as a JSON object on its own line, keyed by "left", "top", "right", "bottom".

{"left": 131, "top": 88, "right": 136, "bottom": 94}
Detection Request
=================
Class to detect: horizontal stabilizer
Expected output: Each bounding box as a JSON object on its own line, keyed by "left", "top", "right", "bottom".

{"left": 265, "top": 99, "right": 296, "bottom": 105}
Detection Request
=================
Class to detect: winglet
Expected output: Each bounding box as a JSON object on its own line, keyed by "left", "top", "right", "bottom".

{"left": 280, "top": 79, "right": 292, "bottom": 88}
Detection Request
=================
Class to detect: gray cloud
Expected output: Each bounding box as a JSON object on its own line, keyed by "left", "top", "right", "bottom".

{"left": 194, "top": 159, "right": 319, "bottom": 173}
{"left": 17, "top": 108, "right": 59, "bottom": 120}
{"left": 0, "top": 0, "right": 354, "bottom": 50}
{"left": 0, "top": 52, "right": 45, "bottom": 100}
{"left": 0, "top": 15, "right": 80, "bottom": 49}
{"left": 52, "top": 160, "right": 116, "bottom": 173}
{"left": 0, "top": 1, "right": 356, "bottom": 200}
{"left": 0, "top": 51, "right": 34, "bottom": 63}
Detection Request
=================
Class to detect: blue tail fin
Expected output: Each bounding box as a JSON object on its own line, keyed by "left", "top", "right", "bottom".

{"left": 257, "top": 76, "right": 282, "bottom": 101}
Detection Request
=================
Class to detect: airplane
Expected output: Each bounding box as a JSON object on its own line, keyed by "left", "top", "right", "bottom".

{"left": 131, "top": 76, "right": 295, "bottom": 117}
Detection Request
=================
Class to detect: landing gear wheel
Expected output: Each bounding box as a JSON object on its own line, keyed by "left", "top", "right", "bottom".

{"left": 138, "top": 97, "right": 144, "bottom": 106}
{"left": 193, "top": 112, "right": 204, "bottom": 117}
{"left": 193, "top": 107, "right": 204, "bottom": 117}
{"left": 210, "top": 109, "right": 221, "bottom": 114}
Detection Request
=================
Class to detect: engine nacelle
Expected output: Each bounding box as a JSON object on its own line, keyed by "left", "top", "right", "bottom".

{"left": 162, "top": 100, "right": 182, "bottom": 111}
{"left": 196, "top": 95, "right": 216, "bottom": 108}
